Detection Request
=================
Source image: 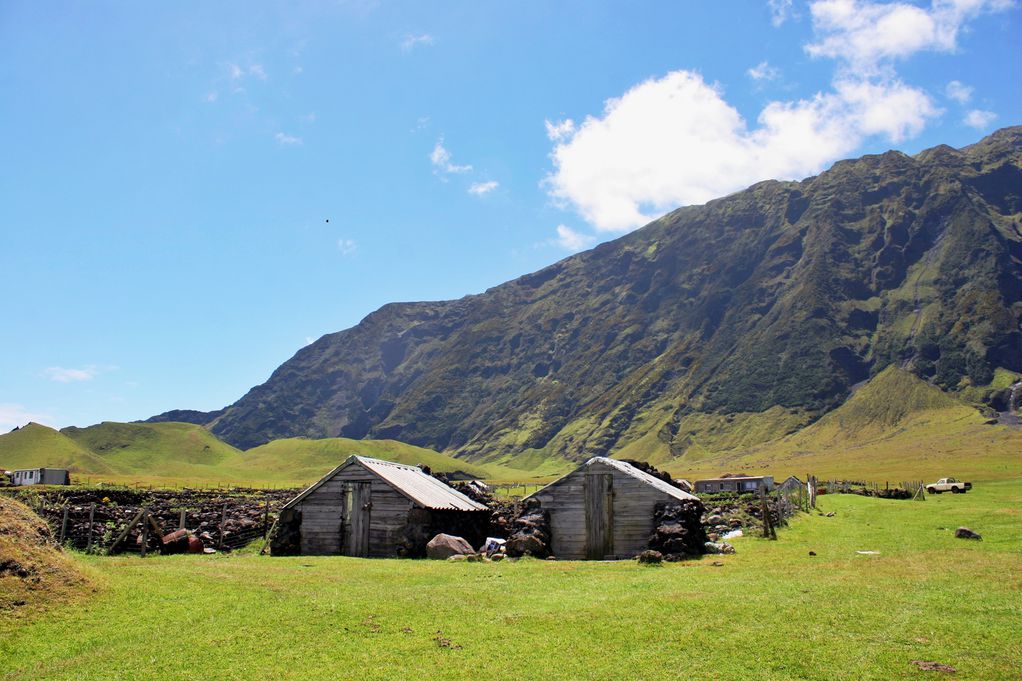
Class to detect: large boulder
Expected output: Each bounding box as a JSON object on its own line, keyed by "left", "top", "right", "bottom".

{"left": 505, "top": 531, "right": 549, "bottom": 558}
{"left": 426, "top": 533, "right": 475, "bottom": 559}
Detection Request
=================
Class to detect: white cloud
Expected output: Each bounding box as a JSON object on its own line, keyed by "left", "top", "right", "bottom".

{"left": 430, "top": 137, "right": 472, "bottom": 175}
{"left": 545, "top": 119, "right": 576, "bottom": 141}
{"left": 963, "top": 108, "right": 997, "bottom": 128}
{"left": 249, "top": 64, "right": 267, "bottom": 80}
{"left": 544, "top": 0, "right": 1011, "bottom": 233}
{"left": 545, "top": 70, "right": 938, "bottom": 232}
{"left": 301, "top": 112, "right": 317, "bottom": 123}
{"left": 205, "top": 91, "right": 218, "bottom": 103}
{"left": 553, "top": 225, "right": 595, "bottom": 253}
{"left": 468, "top": 181, "right": 499, "bottom": 195}
{"left": 945, "top": 80, "right": 973, "bottom": 103}
{"left": 44, "top": 366, "right": 99, "bottom": 382}
{"left": 227, "top": 62, "right": 244, "bottom": 79}
{"left": 806, "top": 0, "right": 1014, "bottom": 71}
{"left": 305, "top": 336, "right": 316, "bottom": 346}
{"left": 401, "top": 34, "right": 435, "bottom": 52}
{"left": 275, "top": 132, "right": 302, "bottom": 145}
{"left": 337, "top": 238, "right": 357, "bottom": 255}
{"left": 0, "top": 403, "right": 54, "bottom": 432}
{"left": 768, "top": 0, "right": 796, "bottom": 26}
{"left": 748, "top": 61, "right": 781, "bottom": 81}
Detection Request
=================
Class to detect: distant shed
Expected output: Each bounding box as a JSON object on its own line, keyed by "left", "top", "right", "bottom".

{"left": 695, "top": 475, "right": 774, "bottom": 495}
{"left": 276, "top": 455, "right": 489, "bottom": 557}
{"left": 525, "top": 457, "right": 700, "bottom": 560}
{"left": 11, "top": 468, "right": 70, "bottom": 486}
{"left": 776, "top": 475, "right": 803, "bottom": 494}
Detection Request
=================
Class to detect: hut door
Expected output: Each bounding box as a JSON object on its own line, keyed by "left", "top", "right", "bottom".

{"left": 343, "top": 482, "right": 372, "bottom": 557}
{"left": 584, "top": 473, "right": 613, "bottom": 559}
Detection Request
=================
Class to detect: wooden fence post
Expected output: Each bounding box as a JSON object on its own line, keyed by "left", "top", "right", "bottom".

{"left": 179, "top": 509, "right": 186, "bottom": 530}
{"left": 86, "top": 503, "right": 96, "bottom": 552}
{"left": 218, "top": 504, "right": 227, "bottom": 550}
{"left": 141, "top": 509, "right": 149, "bottom": 556}
{"left": 262, "top": 500, "right": 270, "bottom": 538}
{"left": 59, "top": 506, "right": 69, "bottom": 543}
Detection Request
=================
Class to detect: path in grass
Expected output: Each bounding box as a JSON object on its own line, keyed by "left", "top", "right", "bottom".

{"left": 2, "top": 480, "right": 1021, "bottom": 680}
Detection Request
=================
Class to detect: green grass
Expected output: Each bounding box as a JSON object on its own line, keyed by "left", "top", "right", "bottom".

{"left": 3, "top": 480, "right": 1020, "bottom": 680}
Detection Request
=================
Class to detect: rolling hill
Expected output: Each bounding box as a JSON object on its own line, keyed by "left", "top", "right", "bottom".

{"left": 153, "top": 127, "right": 1022, "bottom": 472}
{"left": 0, "top": 421, "right": 525, "bottom": 487}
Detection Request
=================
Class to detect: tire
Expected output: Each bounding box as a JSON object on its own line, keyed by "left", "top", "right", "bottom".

{"left": 927, "top": 487, "right": 936, "bottom": 494}
{"left": 951, "top": 487, "right": 961, "bottom": 494}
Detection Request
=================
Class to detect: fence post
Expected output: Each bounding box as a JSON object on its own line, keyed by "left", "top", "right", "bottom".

{"left": 59, "top": 506, "right": 69, "bottom": 543}
{"left": 140, "top": 511, "right": 149, "bottom": 558}
{"left": 86, "top": 503, "right": 96, "bottom": 552}
{"left": 179, "top": 509, "right": 186, "bottom": 530}
{"left": 218, "top": 504, "right": 227, "bottom": 550}
{"left": 262, "top": 500, "right": 270, "bottom": 538}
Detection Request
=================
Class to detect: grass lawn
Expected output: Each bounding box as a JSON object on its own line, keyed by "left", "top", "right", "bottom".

{"left": 2, "top": 480, "right": 1020, "bottom": 680}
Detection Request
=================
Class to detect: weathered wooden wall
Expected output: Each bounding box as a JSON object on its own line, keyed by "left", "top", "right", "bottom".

{"left": 295, "top": 465, "right": 414, "bottom": 556}
{"left": 532, "top": 462, "right": 680, "bottom": 560}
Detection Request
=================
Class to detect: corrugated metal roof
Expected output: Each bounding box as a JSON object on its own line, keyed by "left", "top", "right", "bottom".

{"left": 357, "top": 456, "right": 488, "bottom": 511}
{"left": 585, "top": 457, "right": 700, "bottom": 502}
{"left": 283, "top": 455, "right": 487, "bottom": 512}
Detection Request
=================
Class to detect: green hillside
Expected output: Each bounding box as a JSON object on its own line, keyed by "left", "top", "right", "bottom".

{"left": 0, "top": 421, "right": 525, "bottom": 487}
{"left": 224, "top": 436, "right": 497, "bottom": 482}
{"left": 668, "top": 367, "right": 1021, "bottom": 482}
{"left": 0, "top": 423, "right": 115, "bottom": 474}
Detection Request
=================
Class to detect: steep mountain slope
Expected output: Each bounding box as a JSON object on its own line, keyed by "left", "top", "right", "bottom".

{"left": 165, "top": 127, "right": 1022, "bottom": 465}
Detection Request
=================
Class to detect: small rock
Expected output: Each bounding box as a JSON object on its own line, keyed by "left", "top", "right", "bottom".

{"left": 711, "top": 560, "right": 724, "bottom": 567}
{"left": 545, "top": 556, "right": 557, "bottom": 561}
{"left": 636, "top": 550, "right": 663, "bottom": 564}
{"left": 808, "top": 551, "right": 817, "bottom": 556}
{"left": 955, "top": 526, "right": 982, "bottom": 540}
{"left": 447, "top": 554, "right": 468, "bottom": 562}
{"left": 490, "top": 554, "right": 504, "bottom": 562}
{"left": 825, "top": 512, "right": 836, "bottom": 517}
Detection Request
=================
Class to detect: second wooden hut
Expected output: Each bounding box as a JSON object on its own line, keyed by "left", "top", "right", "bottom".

{"left": 525, "top": 457, "right": 700, "bottom": 560}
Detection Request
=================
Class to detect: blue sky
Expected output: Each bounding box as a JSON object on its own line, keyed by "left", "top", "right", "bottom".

{"left": 2, "top": 0, "right": 1019, "bottom": 431}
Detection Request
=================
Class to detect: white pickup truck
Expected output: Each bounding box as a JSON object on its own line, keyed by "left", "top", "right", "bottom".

{"left": 926, "top": 477, "right": 972, "bottom": 494}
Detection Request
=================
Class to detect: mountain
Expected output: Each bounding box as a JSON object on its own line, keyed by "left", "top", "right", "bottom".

{"left": 159, "top": 127, "right": 1022, "bottom": 467}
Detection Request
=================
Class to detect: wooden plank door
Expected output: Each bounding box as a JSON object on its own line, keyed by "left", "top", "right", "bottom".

{"left": 584, "top": 473, "right": 613, "bottom": 559}
{"left": 343, "top": 482, "right": 372, "bottom": 557}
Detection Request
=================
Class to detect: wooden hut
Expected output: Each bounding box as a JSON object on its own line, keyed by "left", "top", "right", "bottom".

{"left": 11, "top": 468, "right": 70, "bottom": 486}
{"left": 276, "top": 455, "right": 488, "bottom": 557}
{"left": 525, "top": 457, "right": 700, "bottom": 560}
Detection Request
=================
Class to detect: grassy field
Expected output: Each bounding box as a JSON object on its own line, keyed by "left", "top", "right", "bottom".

{"left": 3, "top": 479, "right": 1019, "bottom": 680}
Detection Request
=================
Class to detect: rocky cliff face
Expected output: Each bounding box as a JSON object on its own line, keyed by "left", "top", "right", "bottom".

{"left": 157, "top": 127, "right": 1022, "bottom": 463}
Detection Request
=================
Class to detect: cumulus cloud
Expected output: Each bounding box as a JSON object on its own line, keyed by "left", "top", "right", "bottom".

{"left": 468, "top": 180, "right": 499, "bottom": 195}
{"left": 545, "top": 0, "right": 1008, "bottom": 233}
{"left": 945, "top": 80, "right": 973, "bottom": 103}
{"left": 545, "top": 71, "right": 938, "bottom": 231}
{"left": 275, "top": 132, "right": 302, "bottom": 145}
{"left": 430, "top": 137, "right": 472, "bottom": 175}
{"left": 43, "top": 366, "right": 98, "bottom": 382}
{"left": 337, "top": 238, "right": 357, "bottom": 255}
{"left": 401, "top": 34, "right": 435, "bottom": 52}
{"left": 0, "top": 403, "right": 54, "bottom": 431}
{"left": 963, "top": 109, "right": 997, "bottom": 128}
{"left": 748, "top": 61, "right": 781, "bottom": 81}
{"left": 806, "top": 0, "right": 1013, "bottom": 71}
{"left": 553, "top": 225, "right": 595, "bottom": 253}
